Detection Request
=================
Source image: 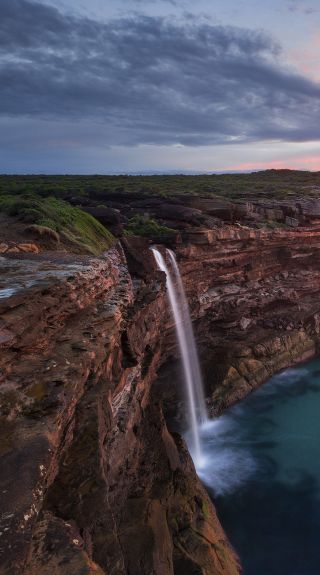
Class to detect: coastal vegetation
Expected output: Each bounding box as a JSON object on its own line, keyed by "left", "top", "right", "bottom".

{"left": 0, "top": 193, "right": 115, "bottom": 255}
{"left": 124, "top": 214, "right": 176, "bottom": 238}
{"left": 0, "top": 169, "right": 320, "bottom": 202}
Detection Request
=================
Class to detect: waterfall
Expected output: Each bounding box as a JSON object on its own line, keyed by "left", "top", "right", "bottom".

{"left": 151, "top": 247, "right": 207, "bottom": 466}
{"left": 167, "top": 249, "right": 207, "bottom": 424}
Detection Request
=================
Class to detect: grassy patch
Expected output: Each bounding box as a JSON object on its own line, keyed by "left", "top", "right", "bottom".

{"left": 125, "top": 214, "right": 176, "bottom": 238}
{"left": 0, "top": 193, "right": 115, "bottom": 255}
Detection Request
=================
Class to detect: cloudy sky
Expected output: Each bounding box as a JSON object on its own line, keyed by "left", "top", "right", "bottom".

{"left": 1, "top": 0, "right": 320, "bottom": 173}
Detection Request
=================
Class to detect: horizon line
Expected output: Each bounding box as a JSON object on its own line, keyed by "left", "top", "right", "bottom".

{"left": 1, "top": 168, "right": 320, "bottom": 177}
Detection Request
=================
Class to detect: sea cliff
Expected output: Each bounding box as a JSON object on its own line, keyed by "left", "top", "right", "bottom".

{"left": 2, "top": 189, "right": 320, "bottom": 574}
{"left": 0, "top": 246, "right": 239, "bottom": 575}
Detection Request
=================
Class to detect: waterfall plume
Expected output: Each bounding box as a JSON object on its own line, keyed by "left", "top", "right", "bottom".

{"left": 152, "top": 247, "right": 207, "bottom": 466}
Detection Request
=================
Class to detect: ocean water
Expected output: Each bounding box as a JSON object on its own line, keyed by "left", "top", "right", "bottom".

{"left": 195, "top": 360, "right": 320, "bottom": 574}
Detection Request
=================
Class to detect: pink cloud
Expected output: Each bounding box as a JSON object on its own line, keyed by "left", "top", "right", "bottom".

{"left": 288, "top": 32, "right": 320, "bottom": 81}
{"left": 230, "top": 155, "right": 320, "bottom": 172}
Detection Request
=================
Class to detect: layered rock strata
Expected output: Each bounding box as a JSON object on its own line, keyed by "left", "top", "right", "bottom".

{"left": 3, "top": 216, "right": 320, "bottom": 574}
{"left": 0, "top": 247, "right": 239, "bottom": 575}
{"left": 170, "top": 225, "right": 320, "bottom": 413}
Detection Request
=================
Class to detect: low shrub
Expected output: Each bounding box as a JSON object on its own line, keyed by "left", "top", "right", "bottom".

{"left": 125, "top": 214, "right": 176, "bottom": 237}
{"left": 0, "top": 193, "right": 115, "bottom": 255}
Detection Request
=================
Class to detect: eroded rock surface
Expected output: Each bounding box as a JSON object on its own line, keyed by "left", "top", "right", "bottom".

{"left": 168, "top": 225, "right": 320, "bottom": 413}
{"left": 0, "top": 247, "right": 239, "bottom": 575}
{"left": 3, "top": 201, "right": 320, "bottom": 575}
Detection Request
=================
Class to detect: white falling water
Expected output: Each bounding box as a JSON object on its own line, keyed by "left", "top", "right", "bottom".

{"left": 151, "top": 247, "right": 207, "bottom": 466}
{"left": 167, "top": 249, "right": 207, "bottom": 424}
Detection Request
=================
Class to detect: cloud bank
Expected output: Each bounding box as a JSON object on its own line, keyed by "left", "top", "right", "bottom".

{"left": 1, "top": 0, "right": 320, "bottom": 149}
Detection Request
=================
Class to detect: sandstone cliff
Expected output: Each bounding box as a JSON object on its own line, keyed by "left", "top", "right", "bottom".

{"left": 0, "top": 247, "right": 239, "bottom": 575}
{"left": 2, "top": 197, "right": 320, "bottom": 574}
{"left": 164, "top": 225, "right": 320, "bottom": 415}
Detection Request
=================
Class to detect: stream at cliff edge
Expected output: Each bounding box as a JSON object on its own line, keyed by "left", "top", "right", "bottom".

{"left": 196, "top": 359, "right": 320, "bottom": 575}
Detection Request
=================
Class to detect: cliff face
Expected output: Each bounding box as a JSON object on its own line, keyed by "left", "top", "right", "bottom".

{"left": 172, "top": 226, "right": 320, "bottom": 413}
{"left": 2, "top": 216, "right": 320, "bottom": 575}
{"left": 0, "top": 248, "right": 239, "bottom": 575}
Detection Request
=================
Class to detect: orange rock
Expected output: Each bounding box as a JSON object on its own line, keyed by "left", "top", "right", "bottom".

{"left": 0, "top": 243, "right": 8, "bottom": 253}
{"left": 18, "top": 243, "right": 40, "bottom": 253}
{"left": 6, "top": 246, "right": 20, "bottom": 253}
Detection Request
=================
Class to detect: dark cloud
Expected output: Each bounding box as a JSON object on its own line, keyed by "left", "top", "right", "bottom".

{"left": 1, "top": 0, "right": 320, "bottom": 147}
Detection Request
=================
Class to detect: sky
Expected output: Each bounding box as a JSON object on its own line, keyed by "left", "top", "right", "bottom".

{"left": 1, "top": 0, "right": 320, "bottom": 173}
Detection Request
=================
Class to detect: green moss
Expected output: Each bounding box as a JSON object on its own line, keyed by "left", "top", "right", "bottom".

{"left": 0, "top": 193, "right": 115, "bottom": 255}
{"left": 125, "top": 214, "right": 176, "bottom": 238}
{"left": 201, "top": 499, "right": 210, "bottom": 519}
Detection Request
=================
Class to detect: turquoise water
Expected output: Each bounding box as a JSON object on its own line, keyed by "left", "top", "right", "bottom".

{"left": 197, "top": 360, "right": 320, "bottom": 574}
